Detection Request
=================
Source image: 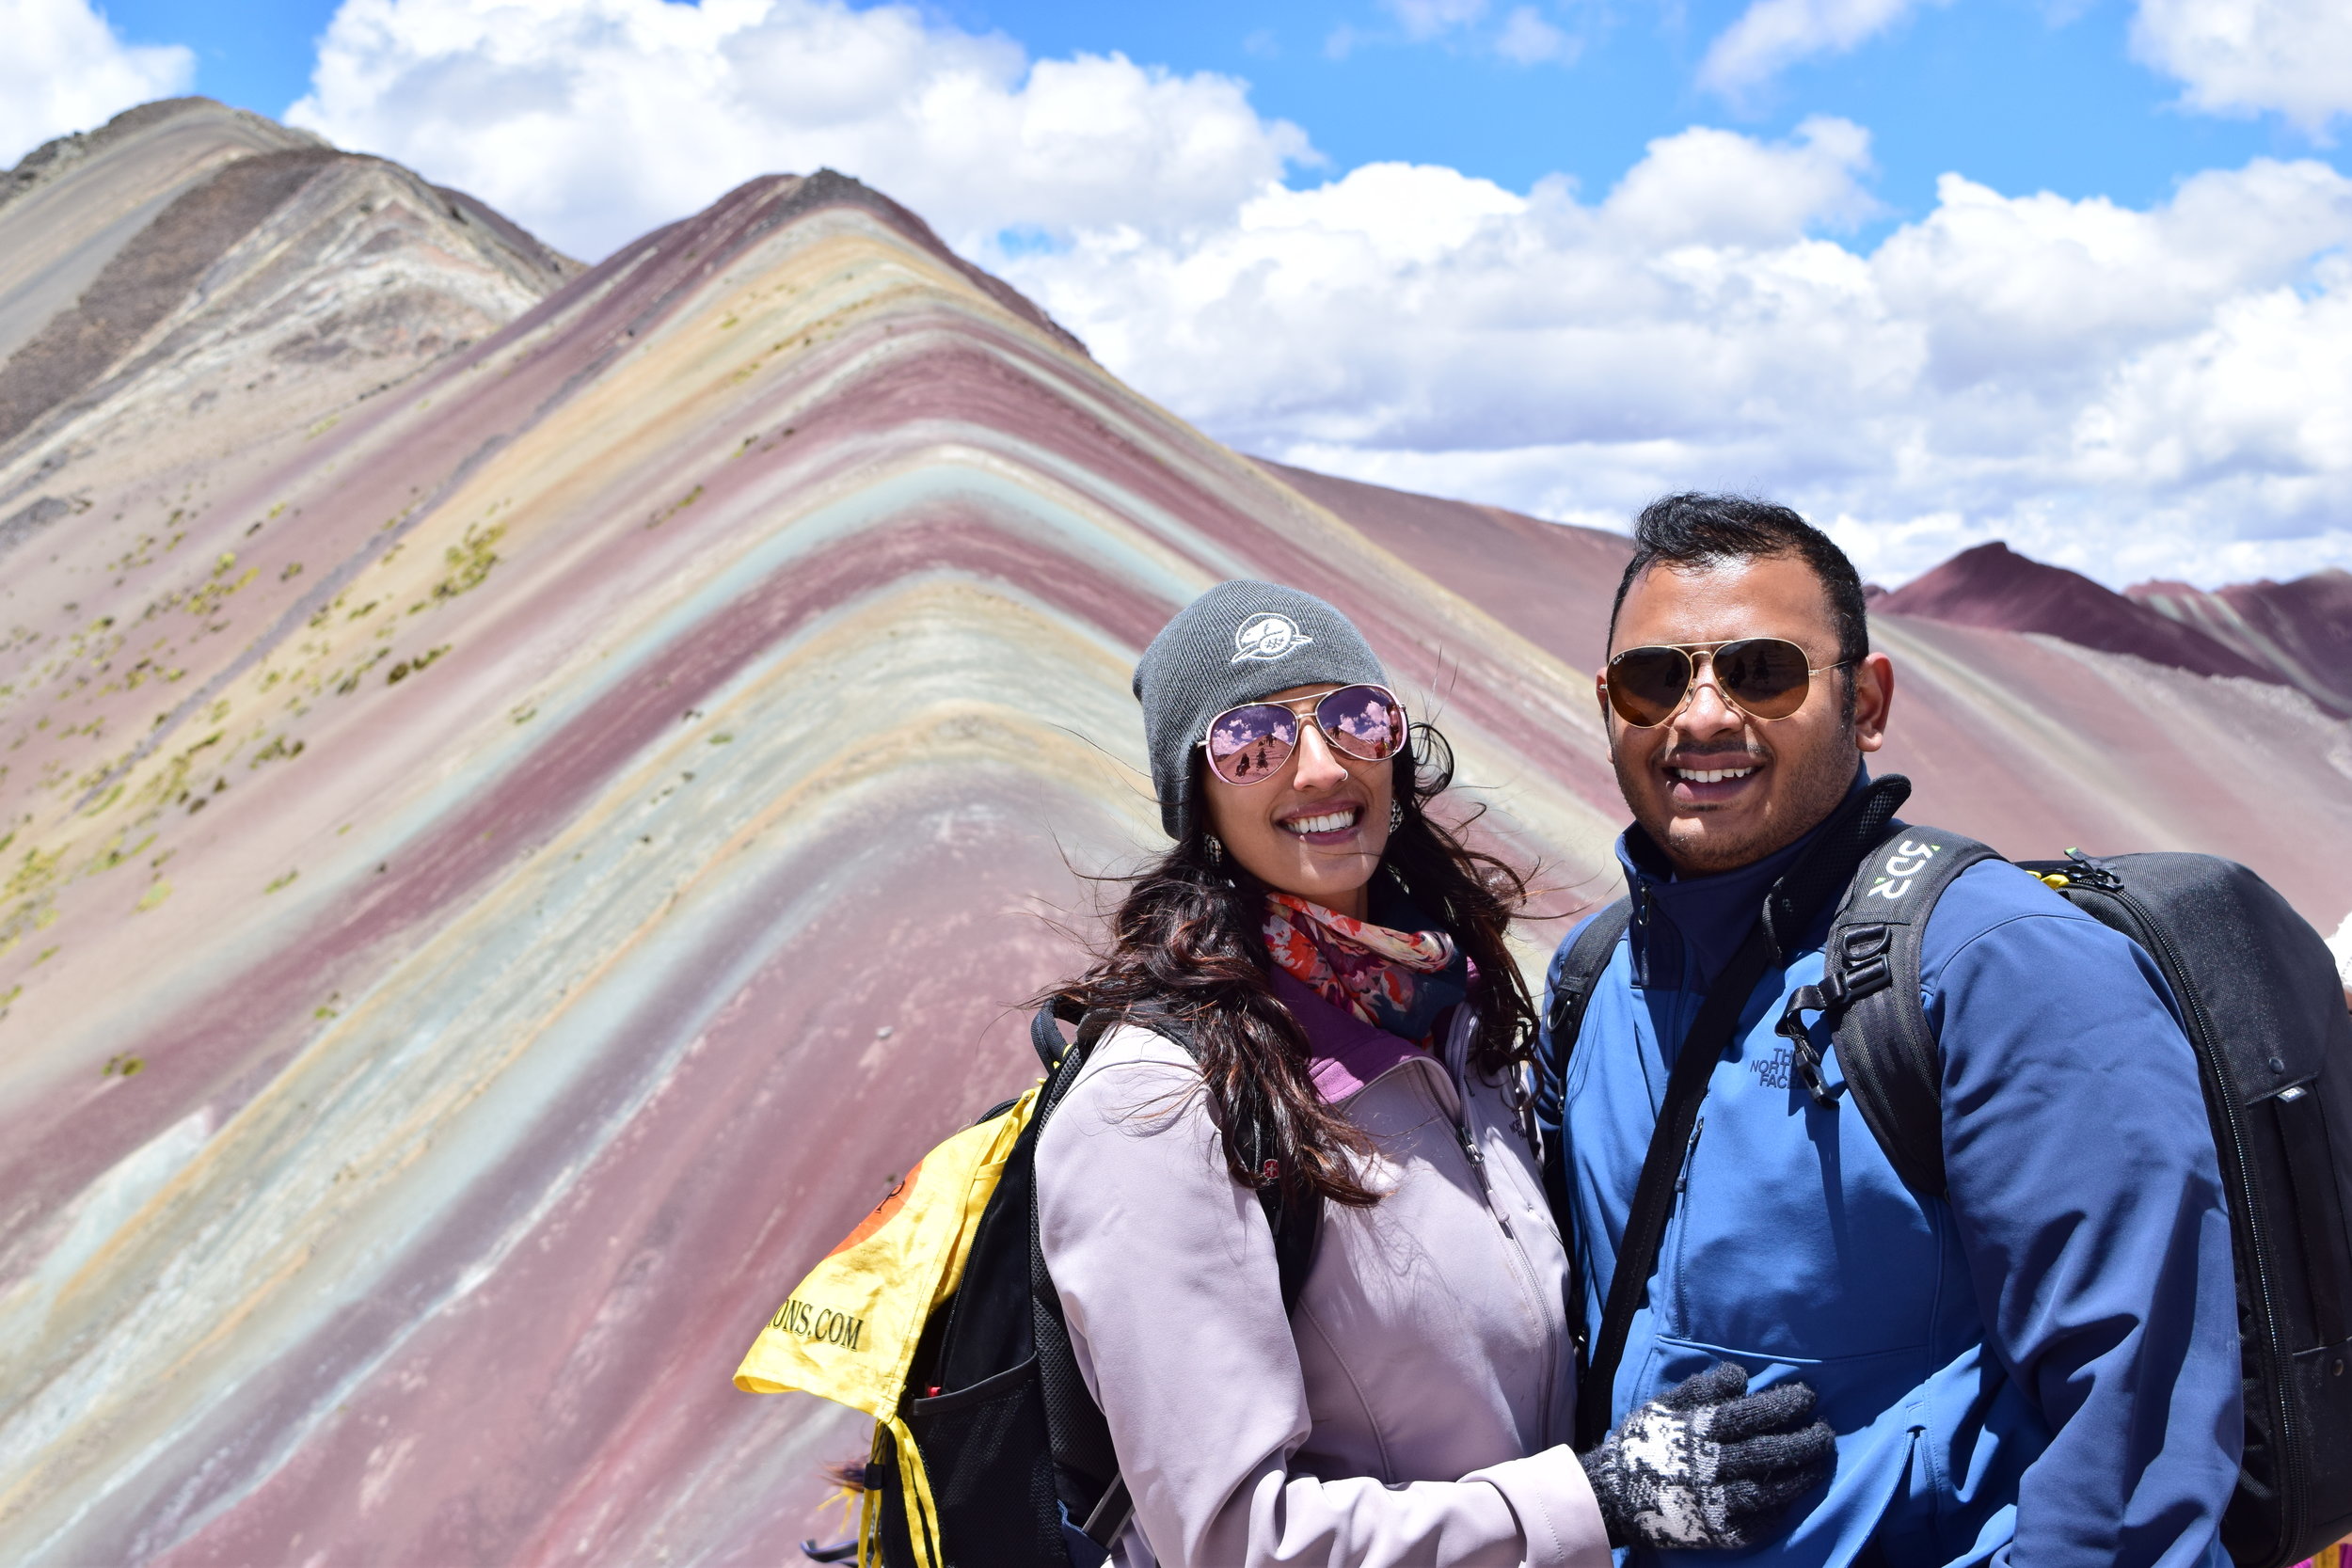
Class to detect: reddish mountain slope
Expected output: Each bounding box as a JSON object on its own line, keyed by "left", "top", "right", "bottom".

{"left": 1255, "top": 458, "right": 1633, "bottom": 679}
{"left": 2131, "top": 569, "right": 2352, "bottom": 718}
{"left": 0, "top": 100, "right": 2344, "bottom": 1567}
{"left": 1876, "top": 541, "right": 2285, "bottom": 686}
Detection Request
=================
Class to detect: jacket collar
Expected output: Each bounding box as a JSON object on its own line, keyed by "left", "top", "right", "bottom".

{"left": 1269, "top": 966, "right": 1435, "bottom": 1102}
{"left": 1613, "top": 766, "right": 1868, "bottom": 986}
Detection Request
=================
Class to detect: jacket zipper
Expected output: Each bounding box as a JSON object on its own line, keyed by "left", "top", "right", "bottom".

{"left": 1439, "top": 1037, "right": 1562, "bottom": 1447}
{"left": 1461, "top": 1105, "right": 1567, "bottom": 1446}
{"left": 1455, "top": 1118, "right": 1512, "bottom": 1236}
{"left": 1669, "top": 1116, "right": 1705, "bottom": 1326}
{"left": 1441, "top": 1015, "right": 1516, "bottom": 1240}
{"left": 2099, "top": 881, "right": 2301, "bottom": 1549}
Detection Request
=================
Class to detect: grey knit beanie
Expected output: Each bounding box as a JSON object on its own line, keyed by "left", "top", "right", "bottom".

{"left": 1134, "top": 580, "right": 1389, "bottom": 841}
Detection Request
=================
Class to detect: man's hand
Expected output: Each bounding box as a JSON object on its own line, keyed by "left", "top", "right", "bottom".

{"left": 1579, "top": 1361, "right": 1835, "bottom": 1550}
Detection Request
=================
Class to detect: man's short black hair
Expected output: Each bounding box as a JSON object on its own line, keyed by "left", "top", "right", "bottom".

{"left": 1607, "top": 493, "right": 1869, "bottom": 667}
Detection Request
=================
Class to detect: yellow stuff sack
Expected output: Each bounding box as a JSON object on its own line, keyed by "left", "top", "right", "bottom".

{"left": 736, "top": 1085, "right": 1039, "bottom": 1568}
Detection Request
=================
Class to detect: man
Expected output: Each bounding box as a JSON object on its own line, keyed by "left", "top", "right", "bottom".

{"left": 1539, "top": 495, "right": 2240, "bottom": 1566}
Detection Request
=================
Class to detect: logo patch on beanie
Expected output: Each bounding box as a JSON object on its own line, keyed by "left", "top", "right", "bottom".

{"left": 1231, "top": 612, "right": 1314, "bottom": 663}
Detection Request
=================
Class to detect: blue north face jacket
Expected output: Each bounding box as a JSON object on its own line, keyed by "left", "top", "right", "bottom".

{"left": 1539, "top": 789, "right": 2241, "bottom": 1567}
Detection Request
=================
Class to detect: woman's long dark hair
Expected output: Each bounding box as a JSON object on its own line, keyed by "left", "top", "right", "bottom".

{"left": 1042, "top": 723, "right": 1537, "bottom": 1208}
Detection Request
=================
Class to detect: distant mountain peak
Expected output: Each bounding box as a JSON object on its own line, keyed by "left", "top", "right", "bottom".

{"left": 2, "top": 97, "right": 324, "bottom": 215}
{"left": 1877, "top": 538, "right": 2296, "bottom": 691}
{"left": 2127, "top": 566, "right": 2352, "bottom": 717}
{"left": 0, "top": 99, "right": 575, "bottom": 458}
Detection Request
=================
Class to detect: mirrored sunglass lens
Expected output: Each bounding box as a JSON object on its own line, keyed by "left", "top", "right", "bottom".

{"left": 1608, "top": 647, "right": 1692, "bottom": 726}
{"left": 1717, "top": 639, "right": 1813, "bottom": 719}
{"left": 1207, "top": 705, "right": 1296, "bottom": 782}
{"left": 1316, "top": 686, "right": 1404, "bottom": 761}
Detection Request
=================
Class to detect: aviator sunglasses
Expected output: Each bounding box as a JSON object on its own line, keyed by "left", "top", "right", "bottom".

{"left": 1200, "top": 684, "right": 1407, "bottom": 786}
{"left": 1603, "top": 639, "right": 1848, "bottom": 728}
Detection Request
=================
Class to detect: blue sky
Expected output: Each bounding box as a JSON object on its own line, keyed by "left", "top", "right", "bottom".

{"left": 17, "top": 0, "right": 2352, "bottom": 588}
{"left": 961, "top": 0, "right": 2336, "bottom": 229}
{"left": 98, "top": 0, "right": 2339, "bottom": 240}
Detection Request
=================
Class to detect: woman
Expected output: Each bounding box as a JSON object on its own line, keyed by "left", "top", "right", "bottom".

{"left": 1035, "top": 581, "right": 1831, "bottom": 1567}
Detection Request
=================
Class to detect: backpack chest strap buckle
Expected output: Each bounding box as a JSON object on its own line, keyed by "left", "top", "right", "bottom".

{"left": 1773, "top": 924, "right": 1897, "bottom": 1110}
{"left": 1773, "top": 987, "right": 1848, "bottom": 1111}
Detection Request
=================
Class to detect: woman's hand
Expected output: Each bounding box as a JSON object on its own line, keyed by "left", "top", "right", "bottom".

{"left": 1578, "top": 1360, "right": 1835, "bottom": 1550}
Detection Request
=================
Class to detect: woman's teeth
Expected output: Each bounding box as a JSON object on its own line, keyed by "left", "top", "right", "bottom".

{"left": 1672, "top": 767, "right": 1756, "bottom": 784}
{"left": 1284, "top": 808, "right": 1359, "bottom": 835}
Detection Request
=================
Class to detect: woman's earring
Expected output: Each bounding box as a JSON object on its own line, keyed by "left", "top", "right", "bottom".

{"left": 1204, "top": 833, "right": 1225, "bottom": 867}
{"left": 1389, "top": 800, "right": 1406, "bottom": 832}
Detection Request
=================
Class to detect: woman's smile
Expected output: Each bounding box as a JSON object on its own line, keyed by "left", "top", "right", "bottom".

{"left": 1279, "top": 803, "right": 1363, "bottom": 840}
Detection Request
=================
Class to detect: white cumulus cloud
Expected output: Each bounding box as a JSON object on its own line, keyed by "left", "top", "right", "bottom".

{"left": 1697, "top": 0, "right": 1942, "bottom": 97}
{"left": 1388, "top": 0, "right": 1492, "bottom": 40}
{"left": 2131, "top": 0, "right": 2352, "bottom": 137}
{"left": 1353, "top": 0, "right": 1581, "bottom": 66}
{"left": 1003, "top": 123, "right": 2352, "bottom": 589}
{"left": 0, "top": 0, "right": 195, "bottom": 166}
{"left": 288, "top": 0, "right": 1312, "bottom": 261}
{"left": 285, "top": 0, "right": 2352, "bottom": 591}
{"left": 1495, "top": 8, "right": 1577, "bottom": 65}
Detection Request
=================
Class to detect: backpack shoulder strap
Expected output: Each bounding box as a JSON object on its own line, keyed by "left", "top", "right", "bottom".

{"left": 1032, "top": 994, "right": 1089, "bottom": 1073}
{"left": 1546, "top": 900, "right": 1634, "bottom": 1060}
{"left": 1539, "top": 899, "right": 1630, "bottom": 1243}
{"left": 1031, "top": 1000, "right": 1322, "bottom": 1310}
{"left": 1576, "top": 919, "right": 1781, "bottom": 1448}
{"left": 1248, "top": 1123, "right": 1325, "bottom": 1314}
{"left": 1024, "top": 1001, "right": 1322, "bottom": 1553}
{"left": 1145, "top": 1009, "right": 1324, "bottom": 1311}
{"left": 1772, "top": 824, "right": 1999, "bottom": 1198}
{"left": 1025, "top": 1005, "right": 1125, "bottom": 1517}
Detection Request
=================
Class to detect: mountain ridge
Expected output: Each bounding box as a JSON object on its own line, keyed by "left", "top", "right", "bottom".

{"left": 0, "top": 102, "right": 2343, "bottom": 1563}
{"left": 2128, "top": 567, "right": 2352, "bottom": 718}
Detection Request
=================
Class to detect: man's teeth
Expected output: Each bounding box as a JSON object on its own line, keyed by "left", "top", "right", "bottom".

{"left": 1285, "top": 808, "right": 1359, "bottom": 835}
{"left": 1673, "top": 767, "right": 1756, "bottom": 784}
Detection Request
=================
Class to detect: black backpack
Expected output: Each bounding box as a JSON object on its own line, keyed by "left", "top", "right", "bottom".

{"left": 1544, "top": 801, "right": 2352, "bottom": 1567}
{"left": 846, "top": 999, "right": 1322, "bottom": 1568}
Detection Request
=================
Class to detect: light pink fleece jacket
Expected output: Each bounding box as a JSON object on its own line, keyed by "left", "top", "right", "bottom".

{"left": 1034, "top": 973, "right": 1613, "bottom": 1568}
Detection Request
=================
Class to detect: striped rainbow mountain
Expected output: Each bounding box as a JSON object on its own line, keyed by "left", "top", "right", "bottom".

{"left": 1, "top": 99, "right": 2346, "bottom": 1563}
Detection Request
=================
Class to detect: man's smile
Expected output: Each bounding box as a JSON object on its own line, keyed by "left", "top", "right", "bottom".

{"left": 1661, "top": 753, "right": 1767, "bottom": 807}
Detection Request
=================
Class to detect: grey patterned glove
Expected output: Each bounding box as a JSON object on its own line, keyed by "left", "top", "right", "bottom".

{"left": 1579, "top": 1361, "right": 1835, "bottom": 1550}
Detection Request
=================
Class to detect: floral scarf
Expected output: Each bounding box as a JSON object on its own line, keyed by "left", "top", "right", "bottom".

{"left": 1263, "top": 891, "right": 1468, "bottom": 1047}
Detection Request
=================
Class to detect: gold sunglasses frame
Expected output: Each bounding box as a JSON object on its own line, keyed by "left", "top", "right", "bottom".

{"left": 1602, "top": 639, "right": 1849, "bottom": 728}
{"left": 1196, "top": 683, "right": 1408, "bottom": 786}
